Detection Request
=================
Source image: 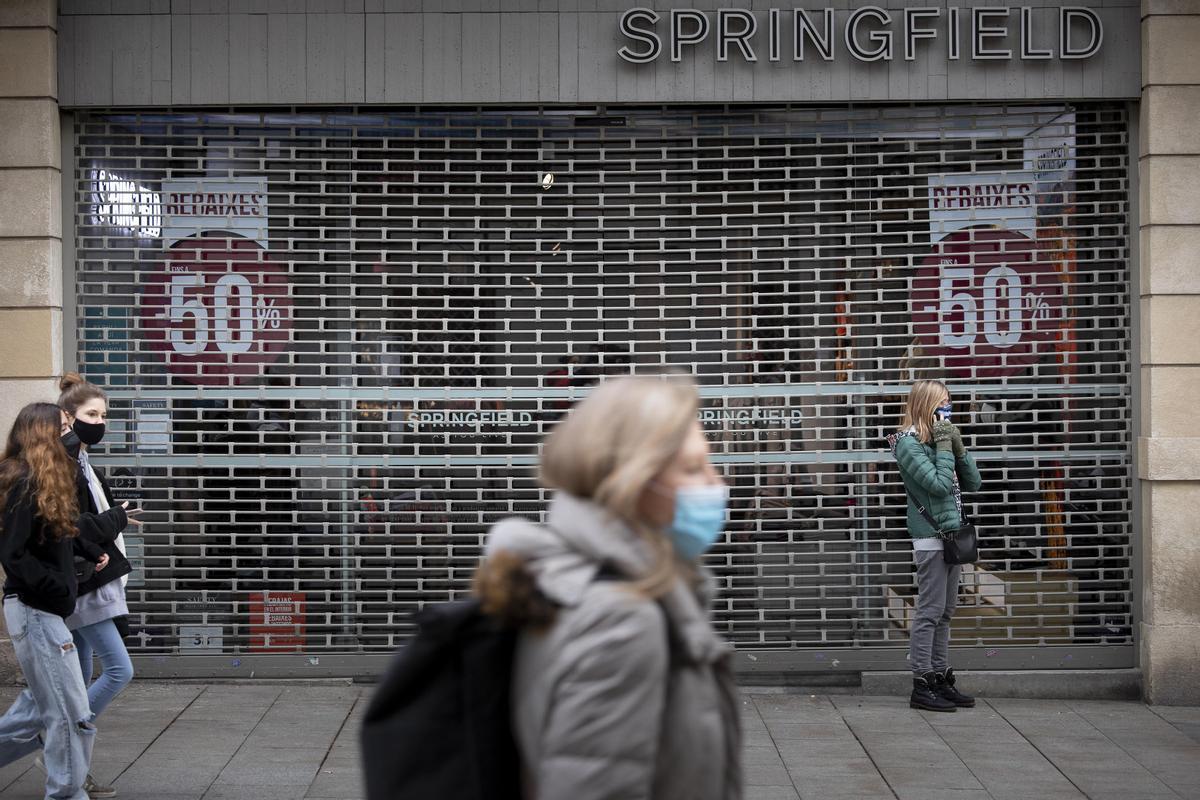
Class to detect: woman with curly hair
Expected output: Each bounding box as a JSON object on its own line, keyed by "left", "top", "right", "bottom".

{"left": 473, "top": 375, "right": 742, "bottom": 800}
{"left": 52, "top": 372, "right": 143, "bottom": 798}
{"left": 0, "top": 403, "right": 126, "bottom": 800}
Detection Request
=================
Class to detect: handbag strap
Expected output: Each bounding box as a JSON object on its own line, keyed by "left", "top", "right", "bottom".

{"left": 905, "top": 488, "right": 944, "bottom": 534}
{"left": 905, "top": 488, "right": 973, "bottom": 536}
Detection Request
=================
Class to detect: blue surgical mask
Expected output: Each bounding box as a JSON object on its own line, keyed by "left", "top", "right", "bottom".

{"left": 665, "top": 485, "right": 728, "bottom": 561}
{"left": 935, "top": 403, "right": 953, "bottom": 422}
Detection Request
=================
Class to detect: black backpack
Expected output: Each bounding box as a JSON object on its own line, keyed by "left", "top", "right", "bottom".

{"left": 360, "top": 598, "right": 522, "bottom": 800}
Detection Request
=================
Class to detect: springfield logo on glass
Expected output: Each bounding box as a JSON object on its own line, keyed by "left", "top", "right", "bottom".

{"left": 141, "top": 178, "right": 292, "bottom": 386}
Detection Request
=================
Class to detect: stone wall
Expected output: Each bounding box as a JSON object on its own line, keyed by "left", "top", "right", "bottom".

{"left": 1138, "top": 0, "right": 1200, "bottom": 705}
{"left": 0, "top": 0, "right": 60, "bottom": 684}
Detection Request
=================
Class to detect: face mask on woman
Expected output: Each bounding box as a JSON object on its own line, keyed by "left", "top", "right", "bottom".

{"left": 934, "top": 403, "right": 953, "bottom": 422}
{"left": 61, "top": 429, "right": 82, "bottom": 460}
{"left": 72, "top": 418, "right": 106, "bottom": 446}
{"left": 665, "top": 485, "right": 728, "bottom": 560}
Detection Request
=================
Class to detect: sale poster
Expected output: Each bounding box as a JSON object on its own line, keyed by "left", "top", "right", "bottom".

{"left": 140, "top": 177, "right": 291, "bottom": 386}
{"left": 248, "top": 591, "right": 306, "bottom": 653}
{"left": 910, "top": 229, "right": 1065, "bottom": 380}
{"left": 918, "top": 147, "right": 1078, "bottom": 380}
{"left": 927, "top": 172, "right": 1037, "bottom": 243}
{"left": 140, "top": 240, "right": 292, "bottom": 386}
{"left": 161, "top": 178, "right": 268, "bottom": 250}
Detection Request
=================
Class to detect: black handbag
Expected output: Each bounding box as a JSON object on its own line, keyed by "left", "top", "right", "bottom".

{"left": 906, "top": 490, "right": 979, "bottom": 565}
{"left": 74, "top": 556, "right": 96, "bottom": 583}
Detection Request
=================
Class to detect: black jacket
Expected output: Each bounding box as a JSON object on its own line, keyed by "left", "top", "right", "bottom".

{"left": 1, "top": 481, "right": 126, "bottom": 618}
{"left": 75, "top": 462, "right": 133, "bottom": 596}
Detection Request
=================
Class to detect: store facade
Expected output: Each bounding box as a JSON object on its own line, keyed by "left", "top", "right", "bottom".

{"left": 2, "top": 1, "right": 1198, "bottom": 701}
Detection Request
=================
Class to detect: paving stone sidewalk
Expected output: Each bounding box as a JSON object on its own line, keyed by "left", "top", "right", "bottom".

{"left": 0, "top": 684, "right": 1197, "bottom": 800}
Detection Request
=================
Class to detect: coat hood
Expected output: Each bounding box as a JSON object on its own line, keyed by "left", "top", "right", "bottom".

{"left": 484, "top": 492, "right": 731, "bottom": 665}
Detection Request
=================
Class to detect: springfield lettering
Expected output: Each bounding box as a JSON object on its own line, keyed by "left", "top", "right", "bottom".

{"left": 699, "top": 409, "right": 804, "bottom": 427}
{"left": 407, "top": 407, "right": 805, "bottom": 431}
{"left": 408, "top": 411, "right": 536, "bottom": 430}
{"left": 618, "top": 6, "right": 1102, "bottom": 64}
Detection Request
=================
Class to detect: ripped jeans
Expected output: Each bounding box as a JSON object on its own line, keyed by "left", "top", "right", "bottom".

{"left": 0, "top": 596, "right": 95, "bottom": 800}
{"left": 74, "top": 617, "right": 134, "bottom": 718}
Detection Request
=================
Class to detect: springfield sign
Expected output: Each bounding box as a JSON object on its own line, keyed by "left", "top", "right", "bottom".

{"left": 618, "top": 6, "right": 1102, "bottom": 64}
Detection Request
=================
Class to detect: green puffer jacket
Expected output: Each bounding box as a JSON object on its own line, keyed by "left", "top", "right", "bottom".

{"left": 889, "top": 430, "right": 982, "bottom": 539}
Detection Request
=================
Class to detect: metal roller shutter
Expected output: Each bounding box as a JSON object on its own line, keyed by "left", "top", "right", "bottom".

{"left": 71, "top": 103, "right": 1134, "bottom": 675}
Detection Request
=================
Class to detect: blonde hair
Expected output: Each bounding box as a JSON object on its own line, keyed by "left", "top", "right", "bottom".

{"left": 900, "top": 379, "right": 949, "bottom": 444}
{"left": 539, "top": 374, "right": 700, "bottom": 598}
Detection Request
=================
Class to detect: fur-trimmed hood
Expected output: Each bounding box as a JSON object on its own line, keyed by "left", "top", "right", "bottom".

{"left": 483, "top": 492, "right": 730, "bottom": 666}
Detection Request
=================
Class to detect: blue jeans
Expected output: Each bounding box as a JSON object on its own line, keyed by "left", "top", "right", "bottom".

{"left": 73, "top": 618, "right": 134, "bottom": 718}
{"left": 0, "top": 597, "right": 95, "bottom": 800}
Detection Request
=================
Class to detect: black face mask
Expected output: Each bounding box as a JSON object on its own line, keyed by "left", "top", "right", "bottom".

{"left": 73, "top": 418, "right": 106, "bottom": 447}
{"left": 61, "top": 430, "right": 82, "bottom": 460}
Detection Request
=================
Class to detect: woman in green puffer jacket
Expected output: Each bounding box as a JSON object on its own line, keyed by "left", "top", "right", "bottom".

{"left": 888, "top": 380, "right": 982, "bottom": 713}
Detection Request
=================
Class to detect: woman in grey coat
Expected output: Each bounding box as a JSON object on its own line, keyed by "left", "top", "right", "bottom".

{"left": 474, "top": 375, "right": 743, "bottom": 800}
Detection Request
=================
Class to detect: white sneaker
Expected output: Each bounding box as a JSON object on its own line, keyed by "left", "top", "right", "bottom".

{"left": 83, "top": 774, "right": 117, "bottom": 798}
{"left": 31, "top": 755, "right": 114, "bottom": 798}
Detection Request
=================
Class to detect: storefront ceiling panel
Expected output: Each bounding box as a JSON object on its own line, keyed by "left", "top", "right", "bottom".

{"left": 58, "top": 4, "right": 1141, "bottom": 107}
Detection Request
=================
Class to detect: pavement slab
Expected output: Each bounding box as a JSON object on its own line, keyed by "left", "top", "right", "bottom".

{"left": 0, "top": 685, "right": 1195, "bottom": 800}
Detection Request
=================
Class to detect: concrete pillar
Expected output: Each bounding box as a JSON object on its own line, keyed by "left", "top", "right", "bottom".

{"left": 0, "top": 0, "right": 60, "bottom": 683}
{"left": 1139, "top": 0, "right": 1200, "bottom": 705}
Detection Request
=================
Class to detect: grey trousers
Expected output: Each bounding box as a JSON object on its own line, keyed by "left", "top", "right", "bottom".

{"left": 909, "top": 549, "right": 962, "bottom": 676}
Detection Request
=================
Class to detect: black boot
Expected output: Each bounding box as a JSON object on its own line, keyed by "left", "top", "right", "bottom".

{"left": 935, "top": 668, "right": 975, "bottom": 708}
{"left": 910, "top": 672, "right": 957, "bottom": 712}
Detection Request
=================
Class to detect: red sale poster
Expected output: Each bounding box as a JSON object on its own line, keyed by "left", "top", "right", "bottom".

{"left": 141, "top": 235, "right": 293, "bottom": 386}
{"left": 910, "top": 228, "right": 1065, "bottom": 380}
{"left": 248, "top": 591, "right": 306, "bottom": 653}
